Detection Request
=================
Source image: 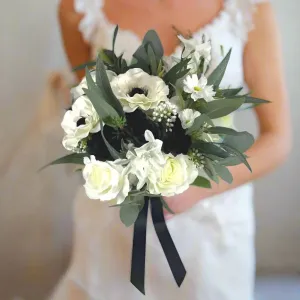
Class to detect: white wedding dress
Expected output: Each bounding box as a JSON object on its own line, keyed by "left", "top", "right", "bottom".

{"left": 49, "top": 0, "right": 269, "bottom": 299}
{"left": 27, "top": 0, "right": 272, "bottom": 300}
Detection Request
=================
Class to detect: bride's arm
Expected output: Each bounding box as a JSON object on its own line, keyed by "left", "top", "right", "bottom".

{"left": 58, "top": 0, "right": 91, "bottom": 80}
{"left": 165, "top": 3, "right": 292, "bottom": 215}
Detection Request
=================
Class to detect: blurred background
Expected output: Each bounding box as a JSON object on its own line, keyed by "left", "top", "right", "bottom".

{"left": 0, "top": 0, "right": 299, "bottom": 299}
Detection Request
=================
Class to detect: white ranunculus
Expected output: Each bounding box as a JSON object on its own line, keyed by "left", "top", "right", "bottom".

{"left": 148, "top": 154, "right": 198, "bottom": 197}
{"left": 178, "top": 109, "right": 201, "bottom": 129}
{"left": 183, "top": 74, "right": 216, "bottom": 102}
{"left": 61, "top": 95, "right": 100, "bottom": 151}
{"left": 126, "top": 130, "right": 166, "bottom": 190}
{"left": 71, "top": 70, "right": 116, "bottom": 99}
{"left": 82, "top": 156, "right": 130, "bottom": 204}
{"left": 110, "top": 68, "right": 169, "bottom": 113}
{"left": 178, "top": 35, "right": 212, "bottom": 73}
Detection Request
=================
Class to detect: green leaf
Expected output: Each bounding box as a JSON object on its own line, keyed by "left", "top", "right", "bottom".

{"left": 186, "top": 114, "right": 213, "bottom": 135}
{"left": 163, "top": 58, "right": 191, "bottom": 85}
{"left": 223, "top": 132, "right": 255, "bottom": 152}
{"left": 143, "top": 30, "right": 164, "bottom": 59}
{"left": 72, "top": 60, "right": 96, "bottom": 72}
{"left": 189, "top": 99, "right": 209, "bottom": 113}
{"left": 192, "top": 141, "right": 230, "bottom": 158}
{"left": 160, "top": 197, "right": 175, "bottom": 214}
{"left": 220, "top": 87, "right": 243, "bottom": 97}
{"left": 112, "top": 25, "right": 119, "bottom": 52}
{"left": 99, "top": 49, "right": 116, "bottom": 65}
{"left": 204, "top": 126, "right": 245, "bottom": 136}
{"left": 120, "top": 203, "right": 141, "bottom": 227}
{"left": 95, "top": 57, "right": 124, "bottom": 116}
{"left": 207, "top": 49, "right": 232, "bottom": 88}
{"left": 206, "top": 97, "right": 245, "bottom": 119}
{"left": 213, "top": 163, "right": 233, "bottom": 184}
{"left": 39, "top": 153, "right": 86, "bottom": 171}
{"left": 244, "top": 96, "right": 270, "bottom": 104}
{"left": 218, "top": 156, "right": 244, "bottom": 166}
{"left": 100, "top": 122, "right": 121, "bottom": 159}
{"left": 221, "top": 144, "right": 252, "bottom": 172}
{"left": 147, "top": 45, "right": 158, "bottom": 75}
{"left": 204, "top": 158, "right": 219, "bottom": 183}
{"left": 192, "top": 176, "right": 212, "bottom": 189}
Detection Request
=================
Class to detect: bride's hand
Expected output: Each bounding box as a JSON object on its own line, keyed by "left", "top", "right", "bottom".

{"left": 163, "top": 184, "right": 219, "bottom": 220}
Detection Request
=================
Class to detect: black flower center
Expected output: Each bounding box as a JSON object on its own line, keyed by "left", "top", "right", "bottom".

{"left": 76, "top": 117, "right": 86, "bottom": 127}
{"left": 129, "top": 87, "right": 147, "bottom": 97}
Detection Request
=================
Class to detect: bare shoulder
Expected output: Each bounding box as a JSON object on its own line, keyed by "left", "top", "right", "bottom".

{"left": 58, "top": 0, "right": 82, "bottom": 25}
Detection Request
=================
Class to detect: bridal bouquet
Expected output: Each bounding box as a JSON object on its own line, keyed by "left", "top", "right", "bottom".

{"left": 44, "top": 27, "right": 268, "bottom": 294}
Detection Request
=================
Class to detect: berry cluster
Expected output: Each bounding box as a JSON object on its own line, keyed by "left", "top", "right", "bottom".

{"left": 152, "top": 102, "right": 177, "bottom": 132}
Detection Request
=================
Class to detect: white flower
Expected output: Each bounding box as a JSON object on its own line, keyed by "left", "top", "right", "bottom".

{"left": 126, "top": 130, "right": 166, "bottom": 190}
{"left": 178, "top": 35, "right": 212, "bottom": 73}
{"left": 61, "top": 95, "right": 100, "bottom": 151}
{"left": 110, "top": 68, "right": 169, "bottom": 112}
{"left": 148, "top": 154, "right": 198, "bottom": 197}
{"left": 82, "top": 156, "right": 130, "bottom": 204}
{"left": 183, "top": 74, "right": 216, "bottom": 102}
{"left": 178, "top": 109, "right": 201, "bottom": 129}
{"left": 71, "top": 70, "right": 116, "bottom": 99}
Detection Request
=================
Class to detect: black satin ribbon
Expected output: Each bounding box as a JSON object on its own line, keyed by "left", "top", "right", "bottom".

{"left": 130, "top": 197, "right": 186, "bottom": 295}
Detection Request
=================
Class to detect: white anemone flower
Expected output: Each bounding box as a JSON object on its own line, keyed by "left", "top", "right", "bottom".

{"left": 110, "top": 68, "right": 169, "bottom": 112}
{"left": 183, "top": 74, "right": 216, "bottom": 102}
{"left": 61, "top": 95, "right": 100, "bottom": 151}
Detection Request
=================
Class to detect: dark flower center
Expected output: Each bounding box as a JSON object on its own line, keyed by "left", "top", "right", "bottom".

{"left": 129, "top": 87, "right": 147, "bottom": 97}
{"left": 76, "top": 118, "right": 86, "bottom": 127}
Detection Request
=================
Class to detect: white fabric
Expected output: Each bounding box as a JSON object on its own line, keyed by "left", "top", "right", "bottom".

{"left": 51, "top": 0, "right": 269, "bottom": 299}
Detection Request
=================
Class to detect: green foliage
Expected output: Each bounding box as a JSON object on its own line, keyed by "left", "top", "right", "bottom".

{"left": 223, "top": 132, "right": 255, "bottom": 152}
{"left": 39, "top": 153, "right": 87, "bottom": 171}
{"left": 212, "top": 163, "right": 233, "bottom": 184}
{"left": 207, "top": 49, "right": 232, "bottom": 89}
{"left": 186, "top": 114, "right": 213, "bottom": 135}
{"left": 163, "top": 57, "right": 191, "bottom": 85}
{"left": 204, "top": 126, "right": 245, "bottom": 136}
{"left": 192, "top": 176, "right": 212, "bottom": 189}
{"left": 72, "top": 61, "right": 96, "bottom": 72}
{"left": 119, "top": 196, "right": 145, "bottom": 227}
{"left": 95, "top": 57, "right": 124, "bottom": 116}
{"left": 206, "top": 97, "right": 245, "bottom": 119}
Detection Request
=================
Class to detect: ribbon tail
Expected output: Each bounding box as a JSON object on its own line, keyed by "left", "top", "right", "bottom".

{"left": 151, "top": 197, "right": 186, "bottom": 287}
{"left": 130, "top": 198, "right": 149, "bottom": 295}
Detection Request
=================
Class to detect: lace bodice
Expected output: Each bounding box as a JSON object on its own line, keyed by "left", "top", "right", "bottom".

{"left": 75, "top": 0, "right": 268, "bottom": 89}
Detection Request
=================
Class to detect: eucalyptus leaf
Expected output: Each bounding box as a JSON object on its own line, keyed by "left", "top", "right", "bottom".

{"left": 83, "top": 87, "right": 119, "bottom": 122}
{"left": 207, "top": 49, "right": 232, "bottom": 88}
{"left": 218, "top": 156, "right": 244, "bottom": 166}
{"left": 112, "top": 25, "right": 119, "bottom": 52}
{"left": 143, "top": 30, "right": 164, "bottom": 59}
{"left": 221, "top": 87, "right": 243, "bottom": 97}
{"left": 160, "top": 197, "right": 175, "bottom": 214}
{"left": 147, "top": 45, "right": 158, "bottom": 75}
{"left": 192, "top": 176, "right": 212, "bottom": 189}
{"left": 100, "top": 122, "right": 121, "bottom": 159}
{"left": 72, "top": 60, "right": 96, "bottom": 72}
{"left": 244, "top": 96, "right": 270, "bottom": 104}
{"left": 192, "top": 141, "right": 230, "bottom": 158}
{"left": 213, "top": 163, "right": 233, "bottom": 184}
{"left": 204, "top": 126, "right": 244, "bottom": 136}
{"left": 221, "top": 144, "right": 252, "bottom": 172}
{"left": 223, "top": 132, "right": 255, "bottom": 152}
{"left": 163, "top": 58, "right": 191, "bottom": 85}
{"left": 186, "top": 114, "right": 213, "bottom": 135}
{"left": 120, "top": 203, "right": 141, "bottom": 227}
{"left": 206, "top": 97, "right": 245, "bottom": 119}
{"left": 95, "top": 57, "right": 124, "bottom": 116}
{"left": 204, "top": 158, "right": 219, "bottom": 183}
{"left": 39, "top": 153, "right": 87, "bottom": 171}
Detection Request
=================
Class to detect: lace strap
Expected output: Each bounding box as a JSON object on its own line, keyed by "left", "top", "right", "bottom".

{"left": 74, "top": 0, "right": 104, "bottom": 42}
{"left": 228, "top": 0, "right": 270, "bottom": 41}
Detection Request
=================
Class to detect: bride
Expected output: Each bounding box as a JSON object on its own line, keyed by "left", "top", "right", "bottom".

{"left": 2, "top": 0, "right": 290, "bottom": 299}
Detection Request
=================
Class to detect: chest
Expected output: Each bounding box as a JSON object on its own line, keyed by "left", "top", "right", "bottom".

{"left": 103, "top": 0, "right": 223, "bottom": 55}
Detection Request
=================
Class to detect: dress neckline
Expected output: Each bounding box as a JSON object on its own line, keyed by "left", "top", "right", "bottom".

{"left": 99, "top": 0, "right": 232, "bottom": 48}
